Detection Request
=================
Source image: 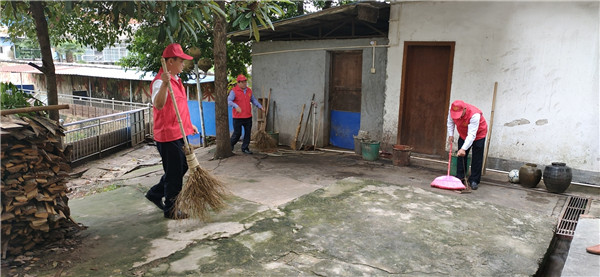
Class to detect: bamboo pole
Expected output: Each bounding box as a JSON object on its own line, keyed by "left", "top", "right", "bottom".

{"left": 482, "top": 82, "right": 498, "bottom": 175}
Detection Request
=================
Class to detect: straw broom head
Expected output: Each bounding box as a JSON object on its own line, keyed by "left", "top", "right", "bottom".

{"left": 253, "top": 130, "right": 277, "bottom": 151}
{"left": 174, "top": 152, "right": 228, "bottom": 220}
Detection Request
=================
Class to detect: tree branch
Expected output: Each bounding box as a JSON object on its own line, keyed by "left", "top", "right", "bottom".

{"left": 27, "top": 62, "right": 45, "bottom": 74}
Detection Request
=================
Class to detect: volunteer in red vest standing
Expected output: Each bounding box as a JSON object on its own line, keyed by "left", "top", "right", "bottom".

{"left": 145, "top": 43, "right": 197, "bottom": 219}
{"left": 447, "top": 100, "right": 488, "bottom": 190}
{"left": 228, "top": 74, "right": 264, "bottom": 154}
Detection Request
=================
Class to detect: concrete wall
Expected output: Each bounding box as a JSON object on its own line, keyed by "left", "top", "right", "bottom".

{"left": 252, "top": 38, "right": 388, "bottom": 147}
{"left": 384, "top": 1, "right": 599, "bottom": 183}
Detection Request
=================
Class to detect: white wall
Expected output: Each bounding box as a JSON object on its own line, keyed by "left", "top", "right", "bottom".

{"left": 384, "top": 1, "right": 599, "bottom": 176}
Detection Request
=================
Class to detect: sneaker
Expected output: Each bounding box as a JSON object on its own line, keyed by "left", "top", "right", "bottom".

{"left": 145, "top": 193, "right": 164, "bottom": 210}
{"left": 470, "top": 181, "right": 479, "bottom": 190}
{"left": 164, "top": 210, "right": 189, "bottom": 220}
{"left": 242, "top": 149, "right": 253, "bottom": 154}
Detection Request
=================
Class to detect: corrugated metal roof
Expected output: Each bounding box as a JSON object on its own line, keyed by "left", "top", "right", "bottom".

{"left": 228, "top": 1, "right": 389, "bottom": 42}
{"left": 0, "top": 62, "right": 214, "bottom": 83}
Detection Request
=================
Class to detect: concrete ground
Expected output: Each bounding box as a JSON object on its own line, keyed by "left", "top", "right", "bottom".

{"left": 7, "top": 143, "right": 600, "bottom": 276}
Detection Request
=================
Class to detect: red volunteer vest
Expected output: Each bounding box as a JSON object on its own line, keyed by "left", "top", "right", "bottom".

{"left": 453, "top": 103, "right": 488, "bottom": 140}
{"left": 151, "top": 68, "right": 194, "bottom": 142}
{"left": 231, "top": 85, "right": 253, "bottom": 119}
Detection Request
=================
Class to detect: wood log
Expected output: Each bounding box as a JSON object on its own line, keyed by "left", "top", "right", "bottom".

{"left": 0, "top": 104, "right": 69, "bottom": 116}
{"left": 26, "top": 188, "right": 38, "bottom": 200}
{"left": 6, "top": 163, "right": 26, "bottom": 174}
{"left": 23, "top": 180, "right": 37, "bottom": 192}
{"left": 34, "top": 203, "right": 48, "bottom": 219}
{"left": 291, "top": 103, "right": 306, "bottom": 151}
{"left": 1, "top": 114, "right": 72, "bottom": 256}
{"left": 14, "top": 195, "right": 28, "bottom": 203}
{"left": 1, "top": 212, "right": 15, "bottom": 221}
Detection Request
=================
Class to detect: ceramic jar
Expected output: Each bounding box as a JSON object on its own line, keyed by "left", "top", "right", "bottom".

{"left": 392, "top": 145, "right": 412, "bottom": 166}
{"left": 543, "top": 162, "right": 572, "bottom": 193}
{"left": 519, "top": 163, "right": 542, "bottom": 188}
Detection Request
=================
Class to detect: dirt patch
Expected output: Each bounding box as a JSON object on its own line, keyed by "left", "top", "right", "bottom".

{"left": 1, "top": 225, "right": 86, "bottom": 277}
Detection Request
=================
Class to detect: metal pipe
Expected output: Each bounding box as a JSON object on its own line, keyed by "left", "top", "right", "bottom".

{"left": 312, "top": 101, "right": 316, "bottom": 147}
{"left": 195, "top": 64, "right": 207, "bottom": 147}
{"left": 252, "top": 43, "right": 391, "bottom": 57}
{"left": 129, "top": 80, "right": 133, "bottom": 105}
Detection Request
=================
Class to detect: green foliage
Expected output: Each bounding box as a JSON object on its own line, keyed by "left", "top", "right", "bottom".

{"left": 55, "top": 41, "right": 85, "bottom": 55}
{"left": 1, "top": 1, "right": 130, "bottom": 52}
{"left": 229, "top": 1, "right": 289, "bottom": 40}
{"left": 102, "top": 183, "right": 120, "bottom": 192}
{"left": 12, "top": 37, "right": 41, "bottom": 59}
{"left": 118, "top": 2, "right": 254, "bottom": 80}
{"left": 0, "top": 82, "right": 44, "bottom": 111}
{"left": 0, "top": 1, "right": 223, "bottom": 52}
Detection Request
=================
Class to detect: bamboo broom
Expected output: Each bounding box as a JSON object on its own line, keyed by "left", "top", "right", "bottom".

{"left": 252, "top": 88, "right": 276, "bottom": 151}
{"left": 160, "top": 58, "right": 227, "bottom": 220}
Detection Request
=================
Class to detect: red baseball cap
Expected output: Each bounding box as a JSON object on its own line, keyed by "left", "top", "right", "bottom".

{"left": 236, "top": 74, "right": 247, "bottom": 82}
{"left": 450, "top": 100, "right": 466, "bottom": 119}
{"left": 162, "top": 43, "right": 193, "bottom": 60}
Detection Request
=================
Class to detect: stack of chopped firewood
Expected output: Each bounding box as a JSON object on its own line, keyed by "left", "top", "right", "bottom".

{"left": 1, "top": 114, "right": 74, "bottom": 258}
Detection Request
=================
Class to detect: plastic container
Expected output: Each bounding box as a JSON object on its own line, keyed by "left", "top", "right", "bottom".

{"left": 353, "top": 136, "right": 362, "bottom": 155}
{"left": 267, "top": 131, "right": 279, "bottom": 145}
{"left": 450, "top": 153, "right": 471, "bottom": 176}
{"left": 361, "top": 141, "right": 380, "bottom": 161}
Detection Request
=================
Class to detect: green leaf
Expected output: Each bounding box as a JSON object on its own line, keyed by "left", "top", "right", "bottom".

{"left": 251, "top": 19, "right": 260, "bottom": 41}
{"left": 182, "top": 20, "right": 197, "bottom": 41}
{"left": 167, "top": 5, "right": 179, "bottom": 30}
{"left": 166, "top": 26, "right": 174, "bottom": 44}
{"left": 256, "top": 10, "right": 269, "bottom": 29}
{"left": 239, "top": 17, "right": 251, "bottom": 30}
{"left": 231, "top": 13, "right": 244, "bottom": 27}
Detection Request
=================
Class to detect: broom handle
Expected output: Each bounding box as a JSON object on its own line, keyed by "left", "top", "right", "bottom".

{"left": 160, "top": 58, "right": 192, "bottom": 153}
{"left": 447, "top": 141, "right": 453, "bottom": 176}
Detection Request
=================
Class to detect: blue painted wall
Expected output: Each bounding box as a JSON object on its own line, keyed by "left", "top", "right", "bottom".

{"left": 329, "top": 110, "right": 360, "bottom": 149}
{"left": 187, "top": 101, "right": 238, "bottom": 145}
{"left": 17, "top": 84, "right": 35, "bottom": 92}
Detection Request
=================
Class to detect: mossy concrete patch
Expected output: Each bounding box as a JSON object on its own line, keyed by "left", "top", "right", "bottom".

{"left": 60, "top": 186, "right": 265, "bottom": 276}
{"left": 139, "top": 178, "right": 555, "bottom": 276}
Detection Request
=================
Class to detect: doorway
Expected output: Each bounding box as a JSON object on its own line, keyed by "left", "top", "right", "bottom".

{"left": 329, "top": 51, "right": 362, "bottom": 149}
{"left": 397, "top": 42, "right": 455, "bottom": 156}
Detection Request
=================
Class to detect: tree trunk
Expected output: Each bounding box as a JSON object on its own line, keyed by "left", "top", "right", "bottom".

{"left": 212, "top": 1, "right": 233, "bottom": 159}
{"left": 30, "top": 1, "right": 59, "bottom": 122}
{"left": 66, "top": 51, "right": 74, "bottom": 63}
{"left": 297, "top": 1, "right": 304, "bottom": 14}
{"left": 323, "top": 1, "right": 333, "bottom": 10}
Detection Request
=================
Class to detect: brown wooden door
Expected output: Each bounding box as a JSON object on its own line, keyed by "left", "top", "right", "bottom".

{"left": 329, "top": 51, "right": 362, "bottom": 148}
{"left": 330, "top": 51, "right": 362, "bottom": 113}
{"left": 398, "top": 42, "right": 454, "bottom": 156}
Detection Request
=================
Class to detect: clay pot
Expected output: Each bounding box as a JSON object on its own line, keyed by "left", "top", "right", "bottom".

{"left": 392, "top": 145, "right": 412, "bottom": 166}
{"left": 519, "top": 163, "right": 542, "bottom": 188}
{"left": 543, "top": 162, "right": 572, "bottom": 193}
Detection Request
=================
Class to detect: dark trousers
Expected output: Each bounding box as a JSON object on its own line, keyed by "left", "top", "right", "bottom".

{"left": 231, "top": 117, "right": 252, "bottom": 151}
{"left": 147, "top": 139, "right": 188, "bottom": 215}
{"left": 456, "top": 137, "right": 485, "bottom": 184}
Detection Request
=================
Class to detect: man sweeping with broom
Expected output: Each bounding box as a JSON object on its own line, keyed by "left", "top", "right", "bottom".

{"left": 228, "top": 74, "right": 264, "bottom": 154}
{"left": 145, "top": 43, "right": 198, "bottom": 219}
